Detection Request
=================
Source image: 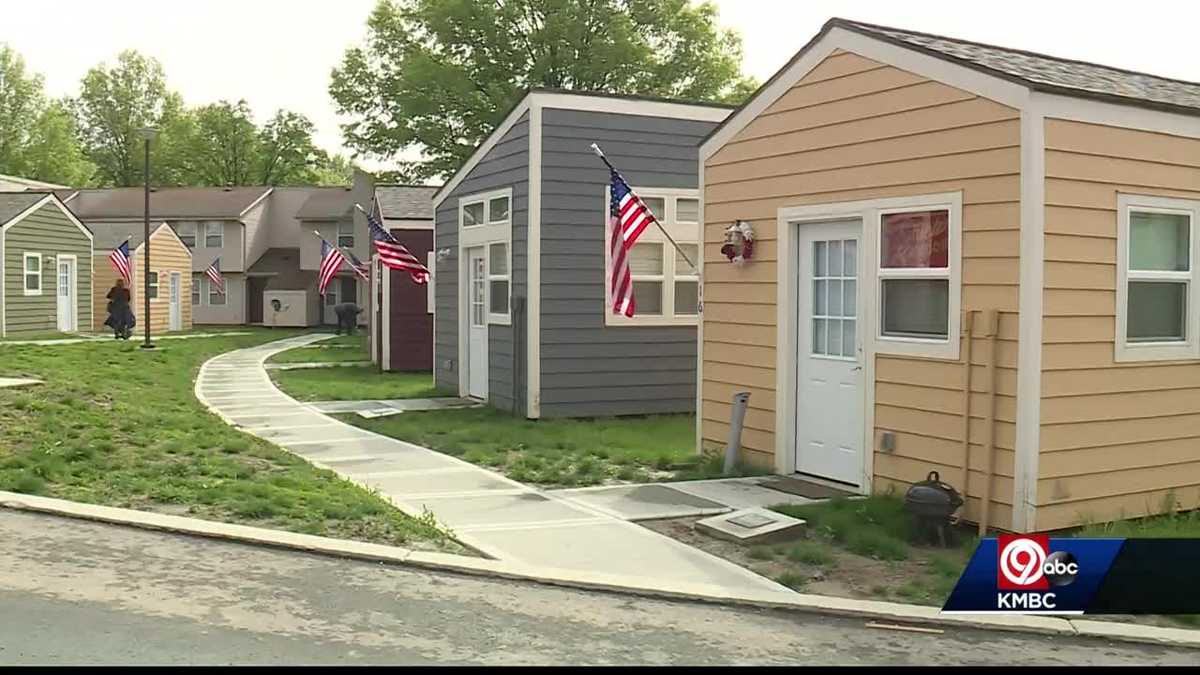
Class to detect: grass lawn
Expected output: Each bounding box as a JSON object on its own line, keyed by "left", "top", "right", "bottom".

{"left": 0, "top": 328, "right": 460, "bottom": 552}
{"left": 0, "top": 331, "right": 99, "bottom": 342}
{"left": 344, "top": 407, "right": 750, "bottom": 488}
{"left": 267, "top": 334, "right": 370, "bottom": 364}
{"left": 271, "top": 366, "right": 446, "bottom": 401}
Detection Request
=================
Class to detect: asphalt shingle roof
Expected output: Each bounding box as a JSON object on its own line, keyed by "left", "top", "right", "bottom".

{"left": 838, "top": 19, "right": 1200, "bottom": 116}
{"left": 65, "top": 186, "right": 271, "bottom": 220}
{"left": 88, "top": 221, "right": 158, "bottom": 251}
{"left": 375, "top": 185, "right": 438, "bottom": 220}
{"left": 0, "top": 192, "right": 47, "bottom": 224}
{"left": 296, "top": 187, "right": 355, "bottom": 220}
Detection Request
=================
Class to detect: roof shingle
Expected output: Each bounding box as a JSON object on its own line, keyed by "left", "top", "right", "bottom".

{"left": 375, "top": 185, "right": 438, "bottom": 220}
{"left": 65, "top": 186, "right": 271, "bottom": 220}
{"left": 295, "top": 187, "right": 355, "bottom": 220}
{"left": 0, "top": 192, "right": 47, "bottom": 224}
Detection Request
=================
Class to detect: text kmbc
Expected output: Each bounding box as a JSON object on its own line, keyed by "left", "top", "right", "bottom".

{"left": 996, "top": 535, "right": 1078, "bottom": 610}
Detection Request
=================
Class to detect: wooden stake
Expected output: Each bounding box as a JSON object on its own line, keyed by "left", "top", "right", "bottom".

{"left": 958, "top": 310, "right": 976, "bottom": 523}
{"left": 978, "top": 309, "right": 999, "bottom": 537}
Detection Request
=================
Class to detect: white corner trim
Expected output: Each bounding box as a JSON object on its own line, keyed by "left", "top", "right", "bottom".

{"left": 238, "top": 187, "right": 274, "bottom": 218}
{"left": 695, "top": 158, "right": 706, "bottom": 456}
{"left": 382, "top": 259, "right": 392, "bottom": 371}
{"left": 526, "top": 103, "right": 543, "bottom": 419}
{"left": 1035, "top": 91, "right": 1200, "bottom": 140}
{"left": 1014, "top": 109, "right": 1046, "bottom": 534}
{"left": 434, "top": 98, "right": 533, "bottom": 209}
{"left": 535, "top": 91, "right": 732, "bottom": 123}
{"left": 0, "top": 228, "right": 5, "bottom": 337}
{"left": 701, "top": 25, "right": 1030, "bottom": 161}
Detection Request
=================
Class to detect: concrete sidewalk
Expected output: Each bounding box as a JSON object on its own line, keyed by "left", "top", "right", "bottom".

{"left": 2, "top": 331, "right": 252, "bottom": 346}
{"left": 195, "top": 334, "right": 791, "bottom": 596}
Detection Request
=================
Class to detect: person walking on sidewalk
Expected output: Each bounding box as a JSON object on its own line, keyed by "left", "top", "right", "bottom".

{"left": 104, "top": 278, "right": 135, "bottom": 340}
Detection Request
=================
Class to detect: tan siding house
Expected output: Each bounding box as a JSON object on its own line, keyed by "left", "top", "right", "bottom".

{"left": 700, "top": 18, "right": 1200, "bottom": 533}
{"left": 92, "top": 222, "right": 193, "bottom": 335}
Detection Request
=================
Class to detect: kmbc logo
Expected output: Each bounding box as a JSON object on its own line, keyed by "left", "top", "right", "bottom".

{"left": 997, "top": 535, "right": 1078, "bottom": 590}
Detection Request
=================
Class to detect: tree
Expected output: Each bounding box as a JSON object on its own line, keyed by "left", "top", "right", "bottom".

{"left": 21, "top": 101, "right": 96, "bottom": 186}
{"left": 74, "top": 50, "right": 178, "bottom": 187}
{"left": 188, "top": 100, "right": 260, "bottom": 186}
{"left": 330, "top": 0, "right": 756, "bottom": 180}
{"left": 257, "top": 110, "right": 325, "bottom": 185}
{"left": 0, "top": 44, "right": 45, "bottom": 176}
{"left": 309, "top": 153, "right": 356, "bottom": 186}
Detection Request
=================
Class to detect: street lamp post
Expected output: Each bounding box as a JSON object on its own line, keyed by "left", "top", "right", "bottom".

{"left": 138, "top": 127, "right": 158, "bottom": 350}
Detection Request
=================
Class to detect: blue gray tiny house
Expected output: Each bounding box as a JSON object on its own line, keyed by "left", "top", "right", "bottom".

{"left": 431, "top": 90, "right": 731, "bottom": 418}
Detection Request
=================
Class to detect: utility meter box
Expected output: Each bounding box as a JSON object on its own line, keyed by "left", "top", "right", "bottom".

{"left": 263, "top": 290, "right": 310, "bottom": 327}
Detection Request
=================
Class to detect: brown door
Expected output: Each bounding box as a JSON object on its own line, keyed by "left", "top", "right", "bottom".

{"left": 248, "top": 277, "right": 267, "bottom": 324}
{"left": 388, "top": 229, "right": 434, "bottom": 371}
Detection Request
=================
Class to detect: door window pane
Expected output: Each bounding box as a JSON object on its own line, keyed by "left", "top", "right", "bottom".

{"left": 489, "top": 243, "right": 508, "bottom": 275}
{"left": 843, "top": 279, "right": 857, "bottom": 317}
{"left": 471, "top": 257, "right": 485, "bottom": 325}
{"left": 674, "top": 280, "right": 699, "bottom": 315}
{"left": 813, "top": 279, "right": 827, "bottom": 316}
{"left": 489, "top": 280, "right": 509, "bottom": 314}
{"left": 827, "top": 240, "right": 843, "bottom": 276}
{"left": 827, "top": 279, "right": 842, "bottom": 316}
{"left": 881, "top": 279, "right": 950, "bottom": 338}
{"left": 675, "top": 244, "right": 699, "bottom": 275}
{"left": 842, "top": 320, "right": 857, "bottom": 358}
{"left": 1130, "top": 211, "right": 1189, "bottom": 271}
{"left": 813, "top": 318, "right": 827, "bottom": 354}
{"left": 882, "top": 210, "right": 949, "bottom": 268}
{"left": 828, "top": 319, "right": 843, "bottom": 356}
{"left": 630, "top": 243, "right": 663, "bottom": 275}
{"left": 1127, "top": 281, "right": 1186, "bottom": 341}
{"left": 813, "top": 241, "right": 826, "bottom": 276}
{"left": 677, "top": 199, "right": 699, "bottom": 222}
{"left": 843, "top": 240, "right": 857, "bottom": 278}
{"left": 633, "top": 281, "right": 663, "bottom": 314}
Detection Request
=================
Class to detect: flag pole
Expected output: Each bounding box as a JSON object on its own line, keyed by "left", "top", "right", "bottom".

{"left": 590, "top": 143, "right": 697, "bottom": 271}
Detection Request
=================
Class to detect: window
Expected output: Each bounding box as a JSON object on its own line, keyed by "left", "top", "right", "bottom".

{"left": 1117, "top": 194, "right": 1200, "bottom": 361}
{"left": 23, "top": 252, "right": 42, "bottom": 295}
{"left": 489, "top": 196, "right": 510, "bottom": 223}
{"left": 192, "top": 275, "right": 202, "bottom": 305}
{"left": 208, "top": 278, "right": 226, "bottom": 306}
{"left": 878, "top": 209, "right": 951, "bottom": 340}
{"left": 462, "top": 202, "right": 485, "bottom": 227}
{"left": 337, "top": 221, "right": 355, "bottom": 248}
{"left": 176, "top": 222, "right": 196, "bottom": 248}
{"left": 147, "top": 271, "right": 159, "bottom": 300}
{"left": 427, "top": 251, "right": 435, "bottom": 315}
{"left": 205, "top": 221, "right": 223, "bottom": 248}
{"left": 462, "top": 194, "right": 510, "bottom": 228}
{"left": 812, "top": 239, "right": 858, "bottom": 359}
{"left": 488, "top": 242, "right": 509, "bottom": 317}
{"left": 604, "top": 190, "right": 700, "bottom": 325}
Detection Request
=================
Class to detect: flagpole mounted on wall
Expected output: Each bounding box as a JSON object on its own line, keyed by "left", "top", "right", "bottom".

{"left": 590, "top": 142, "right": 696, "bottom": 271}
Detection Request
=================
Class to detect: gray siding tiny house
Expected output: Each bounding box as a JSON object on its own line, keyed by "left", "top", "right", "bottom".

{"left": 433, "top": 90, "right": 730, "bottom": 419}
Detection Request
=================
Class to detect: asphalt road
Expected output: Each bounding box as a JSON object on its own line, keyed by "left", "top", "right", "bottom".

{"left": 0, "top": 510, "right": 1193, "bottom": 666}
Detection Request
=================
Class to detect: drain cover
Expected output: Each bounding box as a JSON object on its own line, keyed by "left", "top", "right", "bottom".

{"left": 727, "top": 512, "right": 777, "bottom": 529}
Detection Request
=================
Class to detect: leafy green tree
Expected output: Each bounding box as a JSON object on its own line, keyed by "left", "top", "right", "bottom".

{"left": 257, "top": 110, "right": 326, "bottom": 185}
{"left": 330, "top": 0, "right": 756, "bottom": 180}
{"left": 21, "top": 101, "right": 97, "bottom": 186}
{"left": 309, "top": 153, "right": 357, "bottom": 186}
{"left": 0, "top": 44, "right": 45, "bottom": 176}
{"left": 189, "top": 100, "right": 260, "bottom": 186}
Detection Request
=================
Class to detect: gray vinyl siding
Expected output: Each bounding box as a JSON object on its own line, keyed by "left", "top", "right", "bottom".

{"left": 434, "top": 112, "right": 530, "bottom": 414}
{"left": 2, "top": 202, "right": 93, "bottom": 336}
{"left": 537, "top": 108, "right": 718, "bottom": 418}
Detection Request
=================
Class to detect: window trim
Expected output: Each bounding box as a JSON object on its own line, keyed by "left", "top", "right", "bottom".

{"left": 487, "top": 242, "right": 511, "bottom": 323}
{"left": 875, "top": 204, "right": 956, "bottom": 351}
{"left": 458, "top": 187, "right": 513, "bottom": 326}
{"left": 147, "top": 271, "right": 159, "bottom": 300}
{"left": 337, "top": 220, "right": 355, "bottom": 249}
{"left": 207, "top": 276, "right": 227, "bottom": 306}
{"left": 1115, "top": 193, "right": 1200, "bottom": 362}
{"left": 23, "top": 252, "right": 42, "bottom": 296}
{"left": 176, "top": 222, "right": 197, "bottom": 248}
{"left": 204, "top": 221, "right": 224, "bottom": 248}
{"left": 603, "top": 187, "right": 701, "bottom": 327}
{"left": 192, "top": 274, "right": 203, "bottom": 305}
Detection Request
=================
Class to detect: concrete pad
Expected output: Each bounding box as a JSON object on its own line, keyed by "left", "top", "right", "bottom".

{"left": 307, "top": 398, "right": 482, "bottom": 414}
{"left": 265, "top": 361, "right": 374, "bottom": 371}
{"left": 246, "top": 424, "right": 361, "bottom": 444}
{"left": 0, "top": 377, "right": 42, "bottom": 389}
{"left": 308, "top": 400, "right": 392, "bottom": 413}
{"left": 407, "top": 492, "right": 596, "bottom": 529}
{"left": 553, "top": 484, "right": 731, "bottom": 521}
{"left": 281, "top": 436, "right": 420, "bottom": 457}
{"left": 316, "top": 451, "right": 460, "bottom": 475}
{"left": 667, "top": 477, "right": 820, "bottom": 510}
{"left": 369, "top": 470, "right": 519, "bottom": 498}
{"left": 696, "top": 508, "right": 807, "bottom": 545}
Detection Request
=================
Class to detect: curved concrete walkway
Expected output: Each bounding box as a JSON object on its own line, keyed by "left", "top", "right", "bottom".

{"left": 195, "top": 333, "right": 790, "bottom": 596}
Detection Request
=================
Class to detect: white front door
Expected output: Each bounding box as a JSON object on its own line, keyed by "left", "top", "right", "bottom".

{"left": 56, "top": 256, "right": 76, "bottom": 332}
{"left": 168, "top": 272, "right": 182, "bottom": 331}
{"left": 467, "top": 247, "right": 488, "bottom": 399}
{"left": 795, "top": 220, "right": 864, "bottom": 485}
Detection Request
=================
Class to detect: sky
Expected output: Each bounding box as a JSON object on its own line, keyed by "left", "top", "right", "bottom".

{"left": 3, "top": 1, "right": 1199, "bottom": 171}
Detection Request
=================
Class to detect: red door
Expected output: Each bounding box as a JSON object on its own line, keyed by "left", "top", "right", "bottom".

{"left": 386, "top": 228, "right": 434, "bottom": 371}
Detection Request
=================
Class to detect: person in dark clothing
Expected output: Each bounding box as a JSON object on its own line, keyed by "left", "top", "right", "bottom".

{"left": 104, "top": 278, "right": 135, "bottom": 340}
{"left": 333, "top": 302, "right": 363, "bottom": 335}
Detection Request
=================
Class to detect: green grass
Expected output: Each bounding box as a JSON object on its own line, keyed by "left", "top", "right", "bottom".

{"left": 270, "top": 366, "right": 446, "bottom": 401}
{"left": 0, "top": 331, "right": 98, "bottom": 342}
{"left": 0, "top": 328, "right": 459, "bottom": 552}
{"left": 775, "top": 495, "right": 916, "bottom": 561}
{"left": 345, "top": 407, "right": 723, "bottom": 488}
{"left": 267, "top": 334, "right": 370, "bottom": 364}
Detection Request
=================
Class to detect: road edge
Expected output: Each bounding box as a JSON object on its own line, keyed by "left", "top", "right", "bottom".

{"left": 2, "top": 490, "right": 1197, "bottom": 649}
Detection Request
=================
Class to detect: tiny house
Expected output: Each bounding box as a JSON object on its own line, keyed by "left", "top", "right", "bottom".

{"left": 372, "top": 184, "right": 438, "bottom": 372}
{"left": 699, "top": 17, "right": 1200, "bottom": 533}
{"left": 432, "top": 89, "right": 731, "bottom": 417}
{"left": 0, "top": 192, "right": 93, "bottom": 337}
{"left": 91, "top": 221, "right": 193, "bottom": 334}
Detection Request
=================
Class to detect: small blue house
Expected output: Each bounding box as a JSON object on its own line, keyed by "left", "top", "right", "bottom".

{"left": 431, "top": 89, "right": 732, "bottom": 419}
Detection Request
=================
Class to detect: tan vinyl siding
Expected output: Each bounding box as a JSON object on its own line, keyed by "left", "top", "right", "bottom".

{"left": 93, "top": 229, "right": 192, "bottom": 334}
{"left": 1037, "top": 118, "right": 1200, "bottom": 531}
{"left": 701, "top": 51, "right": 1021, "bottom": 529}
{"left": 2, "top": 202, "right": 92, "bottom": 335}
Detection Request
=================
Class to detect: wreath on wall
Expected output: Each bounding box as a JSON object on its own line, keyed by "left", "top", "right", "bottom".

{"left": 721, "top": 220, "right": 756, "bottom": 265}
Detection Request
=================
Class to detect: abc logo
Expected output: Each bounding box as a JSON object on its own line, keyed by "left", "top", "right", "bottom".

{"left": 997, "top": 536, "right": 1078, "bottom": 589}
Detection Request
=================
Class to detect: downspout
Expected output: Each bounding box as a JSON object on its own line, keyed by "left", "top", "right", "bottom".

{"left": 512, "top": 296, "right": 525, "bottom": 418}
{"left": 957, "top": 310, "right": 976, "bottom": 524}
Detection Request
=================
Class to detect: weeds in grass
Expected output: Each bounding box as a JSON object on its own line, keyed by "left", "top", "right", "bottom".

{"left": 785, "top": 541, "right": 834, "bottom": 566}
{"left": 775, "top": 572, "right": 809, "bottom": 590}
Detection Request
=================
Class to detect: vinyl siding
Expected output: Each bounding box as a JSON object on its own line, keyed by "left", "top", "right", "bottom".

{"left": 2, "top": 201, "right": 93, "bottom": 335}
{"left": 192, "top": 273, "right": 246, "bottom": 325}
{"left": 92, "top": 230, "right": 192, "bottom": 334}
{"left": 1036, "top": 118, "right": 1200, "bottom": 531}
{"left": 702, "top": 51, "right": 1021, "bottom": 530}
{"left": 242, "top": 199, "right": 270, "bottom": 269}
{"left": 538, "top": 107, "right": 716, "bottom": 417}
{"left": 433, "top": 112, "right": 530, "bottom": 414}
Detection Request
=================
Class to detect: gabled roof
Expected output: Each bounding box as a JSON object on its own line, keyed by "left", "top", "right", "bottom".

{"left": 88, "top": 221, "right": 181, "bottom": 251}
{"left": 295, "top": 186, "right": 355, "bottom": 220}
{"left": 64, "top": 186, "right": 273, "bottom": 220}
{"left": 840, "top": 19, "right": 1200, "bottom": 117}
{"left": 0, "top": 174, "right": 67, "bottom": 190}
{"left": 375, "top": 184, "right": 438, "bottom": 220}
{"left": 0, "top": 192, "right": 46, "bottom": 223}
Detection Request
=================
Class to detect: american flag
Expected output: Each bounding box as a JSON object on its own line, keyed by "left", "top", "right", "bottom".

{"left": 205, "top": 257, "right": 224, "bottom": 294}
{"left": 608, "top": 169, "right": 657, "bottom": 317}
{"left": 109, "top": 240, "right": 132, "bottom": 285}
{"left": 364, "top": 208, "right": 429, "bottom": 284}
{"left": 318, "top": 239, "right": 345, "bottom": 296}
{"left": 347, "top": 250, "right": 370, "bottom": 283}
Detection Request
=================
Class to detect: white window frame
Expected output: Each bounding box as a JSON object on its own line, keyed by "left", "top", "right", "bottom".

{"left": 458, "top": 187, "right": 512, "bottom": 326}
{"left": 192, "top": 274, "right": 203, "bottom": 305}
{"left": 487, "top": 242, "right": 511, "bottom": 322}
{"left": 337, "top": 220, "right": 355, "bottom": 249}
{"left": 208, "top": 276, "right": 227, "bottom": 306}
{"left": 23, "top": 252, "right": 42, "bottom": 296}
{"left": 147, "top": 271, "right": 159, "bottom": 300}
{"left": 205, "top": 221, "right": 223, "bottom": 248}
{"left": 874, "top": 201, "right": 960, "bottom": 358}
{"left": 1115, "top": 193, "right": 1200, "bottom": 362}
{"left": 176, "top": 222, "right": 196, "bottom": 248}
{"left": 603, "top": 187, "right": 700, "bottom": 327}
